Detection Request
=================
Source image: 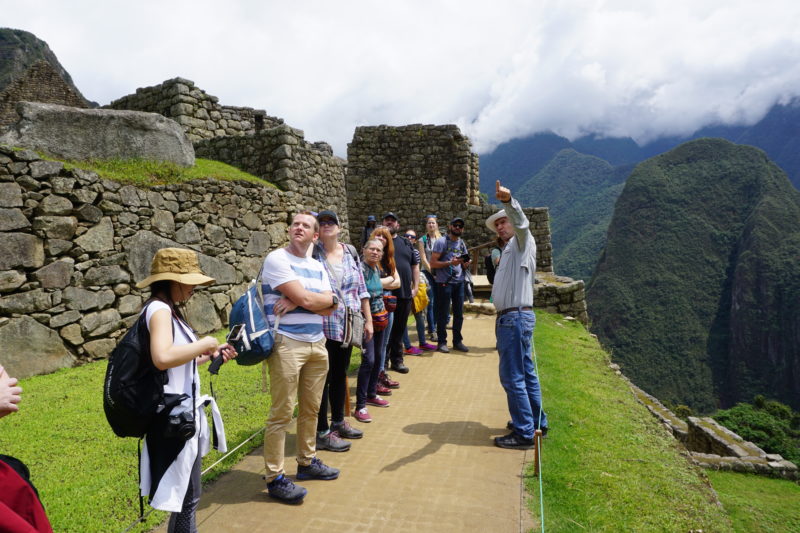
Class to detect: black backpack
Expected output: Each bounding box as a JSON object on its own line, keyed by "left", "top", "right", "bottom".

{"left": 485, "top": 252, "right": 497, "bottom": 284}
{"left": 103, "top": 305, "right": 181, "bottom": 438}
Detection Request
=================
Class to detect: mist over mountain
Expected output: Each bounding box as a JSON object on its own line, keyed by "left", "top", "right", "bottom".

{"left": 479, "top": 100, "right": 800, "bottom": 195}
{"left": 586, "top": 139, "right": 800, "bottom": 412}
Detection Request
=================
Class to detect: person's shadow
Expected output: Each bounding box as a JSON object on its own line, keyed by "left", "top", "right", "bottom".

{"left": 381, "top": 420, "right": 500, "bottom": 472}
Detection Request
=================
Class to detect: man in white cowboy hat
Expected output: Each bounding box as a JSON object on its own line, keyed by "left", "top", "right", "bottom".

{"left": 260, "top": 211, "right": 341, "bottom": 504}
{"left": 487, "top": 181, "right": 549, "bottom": 450}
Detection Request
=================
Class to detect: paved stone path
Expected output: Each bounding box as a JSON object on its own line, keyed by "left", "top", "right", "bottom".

{"left": 157, "top": 314, "right": 537, "bottom": 532}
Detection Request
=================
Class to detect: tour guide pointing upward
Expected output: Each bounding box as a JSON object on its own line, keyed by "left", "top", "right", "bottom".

{"left": 487, "top": 180, "right": 549, "bottom": 450}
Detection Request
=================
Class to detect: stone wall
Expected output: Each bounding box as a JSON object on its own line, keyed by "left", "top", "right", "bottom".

{"left": 0, "top": 60, "right": 89, "bottom": 127}
{"left": 630, "top": 382, "right": 798, "bottom": 479}
{"left": 0, "top": 145, "right": 295, "bottom": 379}
{"left": 534, "top": 275, "right": 588, "bottom": 324}
{"left": 347, "top": 124, "right": 553, "bottom": 272}
{"left": 194, "top": 127, "right": 349, "bottom": 240}
{"left": 106, "top": 78, "right": 284, "bottom": 144}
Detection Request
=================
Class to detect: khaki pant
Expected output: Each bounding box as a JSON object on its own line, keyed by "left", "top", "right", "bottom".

{"left": 263, "top": 335, "right": 329, "bottom": 482}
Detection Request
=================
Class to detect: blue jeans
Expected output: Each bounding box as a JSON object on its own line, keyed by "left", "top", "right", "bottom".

{"left": 496, "top": 310, "right": 547, "bottom": 439}
{"left": 435, "top": 281, "right": 464, "bottom": 346}
{"left": 379, "top": 311, "right": 393, "bottom": 370}
{"left": 402, "top": 310, "right": 428, "bottom": 348}
{"left": 423, "top": 271, "right": 436, "bottom": 335}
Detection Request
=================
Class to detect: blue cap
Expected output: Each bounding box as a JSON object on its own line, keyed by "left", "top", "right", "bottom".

{"left": 367, "top": 215, "right": 376, "bottom": 222}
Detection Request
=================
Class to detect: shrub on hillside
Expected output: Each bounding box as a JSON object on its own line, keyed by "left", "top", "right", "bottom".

{"left": 714, "top": 399, "right": 800, "bottom": 464}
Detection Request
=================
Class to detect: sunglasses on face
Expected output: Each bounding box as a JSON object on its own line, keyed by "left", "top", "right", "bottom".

{"left": 319, "top": 219, "right": 337, "bottom": 226}
{"left": 452, "top": 223, "right": 464, "bottom": 229}
{"left": 404, "top": 234, "right": 416, "bottom": 239}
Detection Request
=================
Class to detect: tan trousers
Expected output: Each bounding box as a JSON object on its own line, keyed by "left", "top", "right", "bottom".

{"left": 263, "top": 335, "right": 329, "bottom": 482}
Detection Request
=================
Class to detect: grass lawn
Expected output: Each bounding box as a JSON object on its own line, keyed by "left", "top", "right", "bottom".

{"left": 0, "top": 342, "right": 270, "bottom": 533}
{"left": 527, "top": 313, "right": 733, "bottom": 532}
{"left": 707, "top": 471, "right": 800, "bottom": 533}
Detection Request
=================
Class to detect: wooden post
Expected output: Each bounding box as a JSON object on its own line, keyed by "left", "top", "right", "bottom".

{"left": 533, "top": 429, "right": 543, "bottom": 476}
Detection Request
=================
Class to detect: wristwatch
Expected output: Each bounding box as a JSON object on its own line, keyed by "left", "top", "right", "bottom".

{"left": 331, "top": 294, "right": 339, "bottom": 308}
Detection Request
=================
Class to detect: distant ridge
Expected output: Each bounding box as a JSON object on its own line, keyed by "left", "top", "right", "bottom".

{"left": 0, "top": 27, "right": 90, "bottom": 105}
{"left": 587, "top": 138, "right": 800, "bottom": 412}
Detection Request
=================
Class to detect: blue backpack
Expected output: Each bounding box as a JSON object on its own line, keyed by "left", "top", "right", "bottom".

{"left": 228, "top": 276, "right": 280, "bottom": 366}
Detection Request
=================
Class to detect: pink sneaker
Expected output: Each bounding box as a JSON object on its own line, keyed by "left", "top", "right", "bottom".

{"left": 419, "top": 343, "right": 437, "bottom": 351}
{"left": 366, "top": 395, "right": 390, "bottom": 408}
{"left": 404, "top": 346, "right": 423, "bottom": 355}
{"left": 353, "top": 407, "right": 372, "bottom": 423}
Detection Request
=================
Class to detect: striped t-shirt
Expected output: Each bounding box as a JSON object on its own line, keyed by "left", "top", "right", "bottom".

{"left": 261, "top": 247, "right": 332, "bottom": 343}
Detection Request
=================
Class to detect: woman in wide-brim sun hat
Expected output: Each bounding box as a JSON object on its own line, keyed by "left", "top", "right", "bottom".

{"left": 136, "top": 247, "right": 236, "bottom": 532}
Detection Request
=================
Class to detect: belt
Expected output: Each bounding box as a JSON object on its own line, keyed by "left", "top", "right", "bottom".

{"left": 497, "top": 306, "right": 533, "bottom": 317}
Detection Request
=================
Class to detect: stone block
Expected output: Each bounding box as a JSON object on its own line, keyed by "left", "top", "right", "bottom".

{"left": 0, "top": 289, "right": 52, "bottom": 314}
{"left": 59, "top": 323, "right": 83, "bottom": 345}
{"left": 183, "top": 291, "right": 221, "bottom": 334}
{"left": 0, "top": 270, "right": 26, "bottom": 293}
{"left": 245, "top": 231, "right": 271, "bottom": 256}
{"left": 50, "top": 310, "right": 81, "bottom": 328}
{"left": 28, "top": 160, "right": 64, "bottom": 179}
{"left": 0, "top": 316, "right": 75, "bottom": 378}
{"left": 33, "top": 260, "right": 74, "bottom": 289}
{"left": 0, "top": 233, "right": 44, "bottom": 269}
{"left": 75, "top": 217, "right": 114, "bottom": 252}
{"left": 45, "top": 239, "right": 72, "bottom": 256}
{"left": 204, "top": 223, "right": 226, "bottom": 245}
{"left": 32, "top": 215, "right": 78, "bottom": 239}
{"left": 0, "top": 208, "right": 30, "bottom": 231}
{"left": 83, "top": 338, "right": 116, "bottom": 358}
{"left": 81, "top": 308, "right": 122, "bottom": 337}
{"left": 36, "top": 195, "right": 73, "bottom": 215}
{"left": 83, "top": 265, "right": 130, "bottom": 286}
{"left": 0, "top": 102, "right": 195, "bottom": 167}
{"left": 0, "top": 182, "right": 23, "bottom": 207}
{"left": 62, "top": 286, "right": 115, "bottom": 311}
{"left": 175, "top": 220, "right": 201, "bottom": 244}
{"left": 152, "top": 209, "right": 175, "bottom": 236}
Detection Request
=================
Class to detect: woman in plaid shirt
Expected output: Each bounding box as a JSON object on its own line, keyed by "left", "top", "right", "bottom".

{"left": 312, "top": 210, "right": 372, "bottom": 452}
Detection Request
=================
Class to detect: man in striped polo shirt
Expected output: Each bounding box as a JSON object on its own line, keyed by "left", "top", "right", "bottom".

{"left": 261, "top": 211, "right": 341, "bottom": 504}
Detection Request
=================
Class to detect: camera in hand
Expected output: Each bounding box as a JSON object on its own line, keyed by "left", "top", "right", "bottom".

{"left": 163, "top": 410, "right": 196, "bottom": 440}
{"left": 459, "top": 253, "right": 471, "bottom": 263}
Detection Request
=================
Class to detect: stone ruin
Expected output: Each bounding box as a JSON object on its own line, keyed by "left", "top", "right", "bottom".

{"left": 0, "top": 59, "right": 89, "bottom": 127}
{"left": 628, "top": 379, "right": 798, "bottom": 479}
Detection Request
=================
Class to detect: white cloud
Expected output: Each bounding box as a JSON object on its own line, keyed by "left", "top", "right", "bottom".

{"left": 3, "top": 0, "right": 800, "bottom": 156}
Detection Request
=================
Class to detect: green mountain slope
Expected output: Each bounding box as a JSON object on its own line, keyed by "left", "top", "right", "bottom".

{"left": 587, "top": 138, "right": 800, "bottom": 412}
{"left": 516, "top": 149, "right": 630, "bottom": 279}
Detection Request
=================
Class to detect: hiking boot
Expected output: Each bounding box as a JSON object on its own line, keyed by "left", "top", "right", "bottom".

{"left": 494, "top": 432, "right": 535, "bottom": 450}
{"left": 380, "top": 371, "right": 400, "bottom": 389}
{"left": 437, "top": 344, "right": 450, "bottom": 353}
{"left": 353, "top": 407, "right": 372, "bottom": 423}
{"left": 390, "top": 363, "right": 409, "bottom": 374}
{"left": 419, "top": 342, "right": 437, "bottom": 351}
{"left": 376, "top": 384, "right": 393, "bottom": 396}
{"left": 366, "top": 395, "right": 390, "bottom": 408}
{"left": 296, "top": 457, "right": 340, "bottom": 480}
{"left": 331, "top": 420, "right": 363, "bottom": 439}
{"left": 453, "top": 342, "right": 470, "bottom": 352}
{"left": 404, "top": 346, "right": 423, "bottom": 355}
{"left": 316, "top": 430, "right": 351, "bottom": 452}
{"left": 267, "top": 475, "right": 307, "bottom": 504}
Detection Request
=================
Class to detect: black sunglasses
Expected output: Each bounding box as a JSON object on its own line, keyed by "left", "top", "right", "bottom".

{"left": 404, "top": 234, "right": 417, "bottom": 239}
{"left": 451, "top": 223, "right": 464, "bottom": 229}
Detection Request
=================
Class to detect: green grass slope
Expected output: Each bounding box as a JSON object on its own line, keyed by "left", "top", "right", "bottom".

{"left": 529, "top": 312, "right": 732, "bottom": 532}
{"left": 0, "top": 358, "right": 270, "bottom": 532}
{"left": 587, "top": 138, "right": 800, "bottom": 412}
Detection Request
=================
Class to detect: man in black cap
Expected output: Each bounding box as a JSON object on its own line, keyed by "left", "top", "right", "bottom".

{"left": 382, "top": 211, "right": 419, "bottom": 374}
{"left": 429, "top": 216, "right": 471, "bottom": 352}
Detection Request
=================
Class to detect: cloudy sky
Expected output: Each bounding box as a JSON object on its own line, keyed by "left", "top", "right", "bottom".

{"left": 4, "top": 0, "right": 800, "bottom": 157}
